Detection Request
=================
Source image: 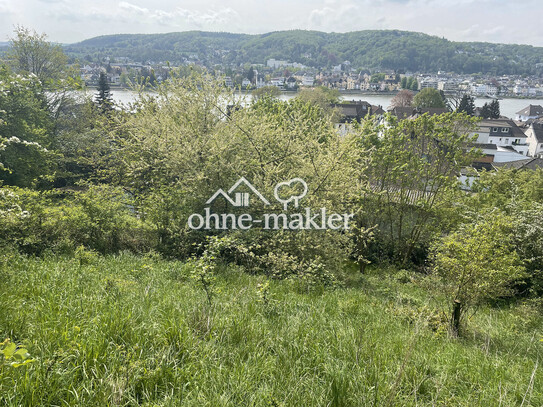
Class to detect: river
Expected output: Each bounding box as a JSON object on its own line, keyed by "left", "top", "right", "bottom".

{"left": 89, "top": 89, "right": 542, "bottom": 120}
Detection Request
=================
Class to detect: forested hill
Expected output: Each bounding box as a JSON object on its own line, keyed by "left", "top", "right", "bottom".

{"left": 65, "top": 30, "right": 543, "bottom": 75}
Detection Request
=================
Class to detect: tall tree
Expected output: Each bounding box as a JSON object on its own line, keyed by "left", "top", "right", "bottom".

{"left": 359, "top": 113, "right": 480, "bottom": 265}
{"left": 0, "top": 65, "right": 54, "bottom": 187}
{"left": 296, "top": 86, "right": 341, "bottom": 119}
{"left": 6, "top": 26, "right": 69, "bottom": 85}
{"left": 407, "top": 77, "right": 418, "bottom": 91}
{"left": 389, "top": 89, "right": 414, "bottom": 108}
{"left": 246, "top": 66, "right": 255, "bottom": 84}
{"left": 489, "top": 99, "right": 500, "bottom": 119}
{"left": 456, "top": 94, "right": 475, "bottom": 116}
{"left": 480, "top": 102, "right": 491, "bottom": 119}
{"left": 413, "top": 88, "right": 446, "bottom": 109}
{"left": 5, "top": 26, "right": 80, "bottom": 125}
{"left": 95, "top": 71, "right": 113, "bottom": 112}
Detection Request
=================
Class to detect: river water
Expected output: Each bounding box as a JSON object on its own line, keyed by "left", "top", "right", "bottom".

{"left": 91, "top": 89, "right": 542, "bottom": 120}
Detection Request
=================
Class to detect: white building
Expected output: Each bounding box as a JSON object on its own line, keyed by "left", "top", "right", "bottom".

{"left": 525, "top": 122, "right": 543, "bottom": 157}
{"left": 266, "top": 59, "right": 288, "bottom": 69}
{"left": 515, "top": 104, "right": 543, "bottom": 122}
{"left": 301, "top": 76, "right": 315, "bottom": 87}
{"left": 513, "top": 85, "right": 537, "bottom": 97}
{"left": 471, "top": 84, "right": 497, "bottom": 96}
{"left": 420, "top": 80, "right": 438, "bottom": 89}
{"left": 472, "top": 119, "right": 530, "bottom": 157}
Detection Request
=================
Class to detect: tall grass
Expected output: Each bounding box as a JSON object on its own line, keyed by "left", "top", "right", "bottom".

{"left": 0, "top": 250, "right": 541, "bottom": 406}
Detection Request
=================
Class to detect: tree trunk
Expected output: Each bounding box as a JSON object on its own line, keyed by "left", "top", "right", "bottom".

{"left": 452, "top": 300, "right": 461, "bottom": 337}
{"left": 359, "top": 261, "right": 366, "bottom": 274}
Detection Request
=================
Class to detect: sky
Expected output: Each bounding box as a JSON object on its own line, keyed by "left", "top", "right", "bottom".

{"left": 1, "top": 0, "right": 542, "bottom": 46}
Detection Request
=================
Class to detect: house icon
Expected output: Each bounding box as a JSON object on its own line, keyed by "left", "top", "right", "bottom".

{"left": 206, "top": 177, "right": 270, "bottom": 207}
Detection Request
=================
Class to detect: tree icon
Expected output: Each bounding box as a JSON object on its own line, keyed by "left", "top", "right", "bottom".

{"left": 274, "top": 178, "right": 308, "bottom": 210}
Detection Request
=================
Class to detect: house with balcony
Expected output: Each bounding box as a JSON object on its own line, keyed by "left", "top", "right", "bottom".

{"left": 471, "top": 119, "right": 529, "bottom": 159}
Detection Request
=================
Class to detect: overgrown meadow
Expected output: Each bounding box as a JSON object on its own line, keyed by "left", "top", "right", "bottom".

{"left": 1, "top": 251, "right": 542, "bottom": 406}
{"left": 1, "top": 28, "right": 543, "bottom": 406}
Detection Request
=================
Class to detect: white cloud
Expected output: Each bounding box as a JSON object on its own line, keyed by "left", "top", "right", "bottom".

{"left": 0, "top": 0, "right": 14, "bottom": 13}
{"left": 308, "top": 4, "right": 361, "bottom": 29}
{"left": 118, "top": 1, "right": 149, "bottom": 15}
{"left": 115, "top": 2, "right": 240, "bottom": 27}
{"left": 1, "top": 0, "right": 542, "bottom": 46}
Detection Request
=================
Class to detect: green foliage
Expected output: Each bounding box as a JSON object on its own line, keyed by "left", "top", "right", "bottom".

{"left": 4, "top": 28, "right": 543, "bottom": 406}
{"left": 256, "top": 279, "right": 271, "bottom": 306}
{"left": 432, "top": 213, "right": 525, "bottom": 331}
{"left": 94, "top": 71, "right": 113, "bottom": 112}
{"left": 470, "top": 168, "right": 543, "bottom": 210}
{"left": 1, "top": 253, "right": 542, "bottom": 406}
{"left": 66, "top": 29, "right": 543, "bottom": 75}
{"left": 5, "top": 26, "right": 82, "bottom": 121}
{"left": 466, "top": 168, "right": 543, "bottom": 294}
{"left": 370, "top": 73, "right": 386, "bottom": 83}
{"left": 413, "top": 88, "right": 446, "bottom": 109}
{"left": 112, "top": 71, "right": 361, "bottom": 274}
{"left": 74, "top": 245, "right": 99, "bottom": 266}
{"left": 401, "top": 76, "right": 418, "bottom": 91}
{"left": 0, "top": 185, "right": 154, "bottom": 255}
{"left": 296, "top": 86, "right": 340, "bottom": 109}
{"left": 294, "top": 86, "right": 342, "bottom": 120}
{"left": 489, "top": 99, "right": 500, "bottom": 118}
{"left": 480, "top": 99, "right": 500, "bottom": 119}
{"left": 456, "top": 94, "right": 475, "bottom": 116}
{"left": 0, "top": 338, "right": 35, "bottom": 368}
{"left": 189, "top": 235, "right": 236, "bottom": 305}
{"left": 358, "top": 112, "right": 480, "bottom": 265}
{"left": 52, "top": 98, "right": 115, "bottom": 186}
{"left": 6, "top": 26, "right": 69, "bottom": 85}
{"left": 251, "top": 85, "right": 280, "bottom": 100}
{"left": 1, "top": 27, "right": 85, "bottom": 188}
{"left": 0, "top": 66, "right": 55, "bottom": 187}
{"left": 514, "top": 205, "right": 543, "bottom": 295}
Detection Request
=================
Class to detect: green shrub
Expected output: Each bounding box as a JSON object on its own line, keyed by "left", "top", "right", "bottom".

{"left": 0, "top": 185, "right": 156, "bottom": 255}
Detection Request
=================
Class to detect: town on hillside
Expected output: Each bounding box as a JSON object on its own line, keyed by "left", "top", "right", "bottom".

{"left": 81, "top": 57, "right": 543, "bottom": 98}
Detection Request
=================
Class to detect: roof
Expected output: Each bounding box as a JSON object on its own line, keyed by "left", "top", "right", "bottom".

{"left": 472, "top": 162, "right": 494, "bottom": 171}
{"left": 388, "top": 107, "right": 449, "bottom": 119}
{"left": 371, "top": 105, "right": 385, "bottom": 115}
{"left": 477, "top": 118, "right": 527, "bottom": 139}
{"left": 515, "top": 104, "right": 543, "bottom": 117}
{"left": 492, "top": 158, "right": 543, "bottom": 170}
{"left": 332, "top": 101, "right": 373, "bottom": 122}
{"left": 472, "top": 143, "right": 498, "bottom": 150}
{"left": 530, "top": 122, "right": 543, "bottom": 143}
{"left": 388, "top": 106, "right": 414, "bottom": 119}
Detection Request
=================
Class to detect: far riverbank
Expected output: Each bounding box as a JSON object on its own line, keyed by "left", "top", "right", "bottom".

{"left": 89, "top": 88, "right": 543, "bottom": 120}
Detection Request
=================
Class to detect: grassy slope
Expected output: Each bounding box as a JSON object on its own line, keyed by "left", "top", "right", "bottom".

{"left": 0, "top": 251, "right": 542, "bottom": 406}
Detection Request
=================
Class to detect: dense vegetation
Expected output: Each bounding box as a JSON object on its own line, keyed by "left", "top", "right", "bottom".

{"left": 66, "top": 29, "right": 543, "bottom": 75}
{"left": 2, "top": 28, "right": 543, "bottom": 406}
{"left": 1, "top": 252, "right": 542, "bottom": 406}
